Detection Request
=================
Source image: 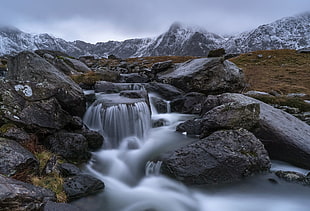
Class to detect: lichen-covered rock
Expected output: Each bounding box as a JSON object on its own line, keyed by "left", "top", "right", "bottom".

{"left": 161, "top": 129, "right": 271, "bottom": 185}
{"left": 63, "top": 174, "right": 105, "bottom": 201}
{"left": 0, "top": 175, "right": 56, "bottom": 211}
{"left": 45, "top": 132, "right": 90, "bottom": 162}
{"left": 7, "top": 51, "right": 86, "bottom": 117}
{"left": 157, "top": 58, "right": 245, "bottom": 94}
{"left": 0, "top": 138, "right": 39, "bottom": 176}
{"left": 202, "top": 93, "right": 310, "bottom": 169}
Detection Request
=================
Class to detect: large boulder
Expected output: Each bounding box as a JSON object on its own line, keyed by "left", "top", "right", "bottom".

{"left": 45, "top": 132, "right": 90, "bottom": 162}
{"left": 0, "top": 175, "right": 56, "bottom": 211}
{"left": 0, "top": 80, "right": 72, "bottom": 132}
{"left": 144, "top": 82, "right": 184, "bottom": 101}
{"left": 7, "top": 51, "right": 86, "bottom": 117}
{"left": 202, "top": 93, "right": 310, "bottom": 169}
{"left": 161, "top": 129, "right": 271, "bottom": 185}
{"left": 0, "top": 138, "right": 39, "bottom": 176}
{"left": 170, "top": 92, "right": 206, "bottom": 114}
{"left": 157, "top": 58, "right": 245, "bottom": 94}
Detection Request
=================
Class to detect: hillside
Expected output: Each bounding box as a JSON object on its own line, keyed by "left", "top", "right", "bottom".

{"left": 229, "top": 49, "right": 310, "bottom": 98}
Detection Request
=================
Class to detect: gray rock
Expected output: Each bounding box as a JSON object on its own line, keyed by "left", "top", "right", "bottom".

{"left": 0, "top": 138, "right": 38, "bottom": 176}
{"left": 202, "top": 93, "right": 310, "bottom": 169}
{"left": 0, "top": 174, "right": 56, "bottom": 211}
{"left": 144, "top": 82, "right": 184, "bottom": 101}
{"left": 151, "top": 60, "right": 173, "bottom": 74}
{"left": 63, "top": 174, "right": 105, "bottom": 201}
{"left": 275, "top": 171, "right": 308, "bottom": 185}
{"left": 63, "top": 57, "right": 91, "bottom": 73}
{"left": 94, "top": 81, "right": 145, "bottom": 93}
{"left": 0, "top": 123, "right": 31, "bottom": 142}
{"left": 7, "top": 51, "right": 86, "bottom": 117}
{"left": 157, "top": 58, "right": 245, "bottom": 94}
{"left": 43, "top": 201, "right": 85, "bottom": 211}
{"left": 200, "top": 102, "right": 260, "bottom": 137}
{"left": 119, "top": 73, "right": 149, "bottom": 83}
{"left": 58, "top": 163, "right": 82, "bottom": 177}
{"left": 75, "top": 128, "right": 103, "bottom": 151}
{"left": 171, "top": 92, "right": 206, "bottom": 114}
{"left": 161, "top": 129, "right": 270, "bottom": 185}
{"left": 45, "top": 132, "right": 90, "bottom": 162}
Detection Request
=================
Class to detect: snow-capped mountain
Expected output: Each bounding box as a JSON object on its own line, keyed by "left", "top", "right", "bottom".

{"left": 0, "top": 13, "right": 309, "bottom": 58}
{"left": 224, "top": 13, "right": 310, "bottom": 53}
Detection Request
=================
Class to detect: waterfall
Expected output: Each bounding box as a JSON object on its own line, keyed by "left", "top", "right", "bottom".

{"left": 84, "top": 100, "right": 151, "bottom": 148}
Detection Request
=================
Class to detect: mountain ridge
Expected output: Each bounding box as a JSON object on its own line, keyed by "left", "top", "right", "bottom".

{"left": 0, "top": 13, "right": 309, "bottom": 58}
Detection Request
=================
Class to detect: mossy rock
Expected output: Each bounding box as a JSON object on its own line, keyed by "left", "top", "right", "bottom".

{"left": 71, "top": 71, "right": 120, "bottom": 87}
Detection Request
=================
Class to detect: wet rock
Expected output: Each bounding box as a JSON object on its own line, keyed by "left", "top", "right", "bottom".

{"left": 176, "top": 118, "right": 202, "bottom": 137}
{"left": 75, "top": 128, "right": 103, "bottom": 151}
{"left": 0, "top": 174, "right": 56, "bottom": 211}
{"left": 45, "top": 132, "right": 90, "bottom": 162}
{"left": 7, "top": 51, "right": 86, "bottom": 117}
{"left": 0, "top": 138, "right": 39, "bottom": 176}
{"left": 0, "top": 123, "right": 31, "bottom": 142}
{"left": 63, "top": 174, "right": 105, "bottom": 201}
{"left": 161, "top": 129, "right": 271, "bottom": 185}
{"left": 275, "top": 171, "right": 308, "bottom": 185}
{"left": 144, "top": 82, "right": 184, "bottom": 101}
{"left": 151, "top": 60, "right": 173, "bottom": 74}
{"left": 171, "top": 92, "right": 206, "bottom": 114}
{"left": 94, "top": 81, "right": 145, "bottom": 93}
{"left": 157, "top": 58, "right": 245, "bottom": 94}
{"left": 43, "top": 201, "right": 85, "bottom": 211}
{"left": 202, "top": 93, "right": 310, "bottom": 169}
{"left": 58, "top": 163, "right": 82, "bottom": 177}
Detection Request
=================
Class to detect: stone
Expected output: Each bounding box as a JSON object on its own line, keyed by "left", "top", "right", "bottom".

{"left": 157, "top": 58, "right": 245, "bottom": 94}
{"left": 0, "top": 174, "right": 56, "bottom": 211}
{"left": 63, "top": 174, "right": 105, "bottom": 201}
{"left": 7, "top": 51, "right": 86, "bottom": 117}
{"left": 75, "top": 128, "right": 104, "bottom": 151}
{"left": 171, "top": 92, "right": 206, "bottom": 114}
{"left": 161, "top": 129, "right": 271, "bottom": 185}
{"left": 45, "top": 132, "right": 90, "bottom": 162}
{"left": 119, "top": 73, "right": 149, "bottom": 83}
{"left": 202, "top": 93, "right": 310, "bottom": 169}
{"left": 0, "top": 138, "right": 38, "bottom": 176}
{"left": 151, "top": 60, "right": 173, "bottom": 74}
{"left": 43, "top": 201, "right": 85, "bottom": 211}
{"left": 58, "top": 163, "right": 82, "bottom": 177}
{"left": 144, "top": 82, "right": 184, "bottom": 101}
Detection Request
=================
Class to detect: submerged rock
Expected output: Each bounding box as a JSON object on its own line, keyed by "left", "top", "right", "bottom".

{"left": 161, "top": 129, "right": 270, "bottom": 185}
{"left": 0, "top": 175, "right": 56, "bottom": 211}
{"left": 202, "top": 93, "right": 310, "bottom": 169}
{"left": 157, "top": 57, "right": 245, "bottom": 94}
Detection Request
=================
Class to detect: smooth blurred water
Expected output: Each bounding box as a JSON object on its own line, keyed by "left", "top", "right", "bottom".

{"left": 74, "top": 93, "right": 310, "bottom": 211}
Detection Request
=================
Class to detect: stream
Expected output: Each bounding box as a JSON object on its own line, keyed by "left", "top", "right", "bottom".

{"left": 72, "top": 92, "right": 310, "bottom": 211}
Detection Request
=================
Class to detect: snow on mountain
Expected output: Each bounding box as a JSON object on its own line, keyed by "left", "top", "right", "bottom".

{"left": 224, "top": 12, "right": 310, "bottom": 53}
{"left": 0, "top": 13, "right": 310, "bottom": 58}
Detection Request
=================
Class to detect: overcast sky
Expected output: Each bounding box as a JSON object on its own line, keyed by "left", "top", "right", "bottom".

{"left": 1, "top": 0, "right": 309, "bottom": 43}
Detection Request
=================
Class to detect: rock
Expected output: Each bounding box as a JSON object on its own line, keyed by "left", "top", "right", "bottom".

{"left": 171, "top": 92, "right": 206, "bottom": 114}
{"left": 62, "top": 57, "right": 92, "bottom": 73}
{"left": 200, "top": 102, "right": 260, "bottom": 137}
{"left": 176, "top": 118, "right": 202, "bottom": 137}
{"left": 75, "top": 128, "right": 103, "bottom": 151}
{"left": 45, "top": 132, "right": 90, "bottom": 162}
{"left": 275, "top": 171, "right": 309, "bottom": 185}
{"left": 207, "top": 48, "right": 226, "bottom": 57}
{"left": 7, "top": 51, "right": 86, "bottom": 117}
{"left": 297, "top": 47, "right": 310, "bottom": 53}
{"left": 202, "top": 93, "right": 310, "bottom": 169}
{"left": 0, "top": 174, "right": 56, "bottom": 211}
{"left": 144, "top": 82, "right": 184, "bottom": 101}
{"left": 0, "top": 123, "right": 31, "bottom": 142}
{"left": 0, "top": 138, "right": 38, "bottom": 176}
{"left": 43, "top": 201, "right": 85, "bottom": 211}
{"left": 119, "top": 73, "right": 149, "bottom": 83}
{"left": 157, "top": 58, "right": 245, "bottom": 95}
{"left": 41, "top": 155, "right": 58, "bottom": 176}
{"left": 63, "top": 174, "right": 105, "bottom": 201}
{"left": 161, "top": 129, "right": 270, "bottom": 185}
{"left": 151, "top": 60, "right": 173, "bottom": 74}
{"left": 58, "top": 163, "right": 82, "bottom": 177}
{"left": 245, "top": 91, "right": 271, "bottom": 96}
{"left": 94, "top": 81, "right": 145, "bottom": 93}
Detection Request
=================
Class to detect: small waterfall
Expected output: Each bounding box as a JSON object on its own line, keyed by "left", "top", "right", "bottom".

{"left": 145, "top": 161, "right": 163, "bottom": 176}
{"left": 84, "top": 101, "right": 151, "bottom": 148}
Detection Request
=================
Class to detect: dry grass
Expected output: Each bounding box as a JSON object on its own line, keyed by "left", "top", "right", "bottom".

{"left": 125, "top": 56, "right": 198, "bottom": 67}
{"left": 230, "top": 49, "right": 310, "bottom": 98}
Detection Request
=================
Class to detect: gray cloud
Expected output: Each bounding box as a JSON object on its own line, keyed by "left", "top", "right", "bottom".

{"left": 1, "top": 0, "right": 310, "bottom": 43}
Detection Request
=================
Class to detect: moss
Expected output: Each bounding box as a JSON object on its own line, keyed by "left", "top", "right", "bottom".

{"left": 31, "top": 173, "right": 67, "bottom": 202}
{"left": 0, "top": 123, "right": 17, "bottom": 134}
{"left": 32, "top": 150, "right": 67, "bottom": 202}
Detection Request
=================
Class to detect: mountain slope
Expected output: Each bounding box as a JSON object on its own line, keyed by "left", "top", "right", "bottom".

{"left": 224, "top": 13, "right": 310, "bottom": 53}
{"left": 0, "top": 13, "right": 310, "bottom": 58}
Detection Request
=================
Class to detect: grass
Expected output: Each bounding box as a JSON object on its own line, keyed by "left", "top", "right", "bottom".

{"left": 70, "top": 71, "right": 119, "bottom": 86}
{"left": 229, "top": 49, "right": 310, "bottom": 98}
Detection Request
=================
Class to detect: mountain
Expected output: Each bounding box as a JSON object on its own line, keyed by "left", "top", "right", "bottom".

{"left": 0, "top": 13, "right": 309, "bottom": 58}
{"left": 224, "top": 13, "right": 310, "bottom": 53}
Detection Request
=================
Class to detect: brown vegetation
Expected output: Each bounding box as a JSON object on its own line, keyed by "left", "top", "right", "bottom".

{"left": 229, "top": 49, "right": 310, "bottom": 98}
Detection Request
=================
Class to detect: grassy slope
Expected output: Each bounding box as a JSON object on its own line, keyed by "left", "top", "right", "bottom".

{"left": 229, "top": 49, "right": 310, "bottom": 97}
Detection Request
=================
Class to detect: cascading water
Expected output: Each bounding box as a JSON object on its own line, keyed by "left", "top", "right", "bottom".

{"left": 74, "top": 91, "right": 310, "bottom": 211}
